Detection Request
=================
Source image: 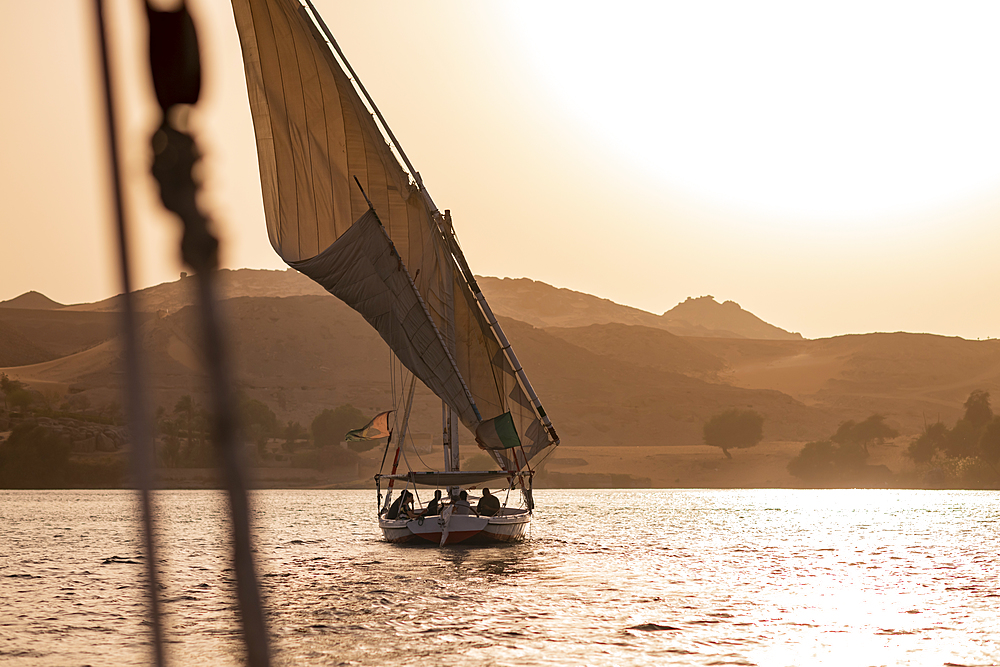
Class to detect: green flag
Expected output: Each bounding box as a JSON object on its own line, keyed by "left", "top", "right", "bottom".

{"left": 475, "top": 412, "right": 522, "bottom": 450}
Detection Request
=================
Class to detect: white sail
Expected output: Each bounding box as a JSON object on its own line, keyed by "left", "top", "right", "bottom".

{"left": 230, "top": 0, "right": 555, "bottom": 470}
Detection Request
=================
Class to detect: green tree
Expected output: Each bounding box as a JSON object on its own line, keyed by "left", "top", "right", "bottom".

{"left": 8, "top": 388, "right": 35, "bottom": 414}
{"left": 238, "top": 394, "right": 279, "bottom": 453}
{"left": 906, "top": 422, "right": 947, "bottom": 464}
{"left": 155, "top": 406, "right": 182, "bottom": 467}
{"left": 963, "top": 390, "right": 992, "bottom": 429}
{"left": 787, "top": 438, "right": 869, "bottom": 482}
{"left": 943, "top": 419, "right": 979, "bottom": 458}
{"left": 832, "top": 414, "right": 898, "bottom": 454}
{"left": 311, "top": 404, "right": 370, "bottom": 449}
{"left": 830, "top": 420, "right": 856, "bottom": 444}
{"left": 703, "top": 409, "right": 764, "bottom": 459}
{"left": 0, "top": 374, "right": 24, "bottom": 412}
{"left": 979, "top": 416, "right": 1000, "bottom": 468}
{"left": 283, "top": 421, "right": 307, "bottom": 446}
{"left": 787, "top": 440, "right": 838, "bottom": 481}
{"left": 174, "top": 395, "right": 196, "bottom": 455}
{"left": 40, "top": 389, "right": 64, "bottom": 413}
{"left": 0, "top": 422, "right": 72, "bottom": 488}
{"left": 854, "top": 414, "right": 898, "bottom": 450}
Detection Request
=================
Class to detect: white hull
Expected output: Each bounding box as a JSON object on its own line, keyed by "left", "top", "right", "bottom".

{"left": 379, "top": 508, "right": 530, "bottom": 546}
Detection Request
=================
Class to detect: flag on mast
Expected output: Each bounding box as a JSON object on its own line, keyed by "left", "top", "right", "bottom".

{"left": 475, "top": 412, "right": 522, "bottom": 450}
{"left": 345, "top": 411, "right": 393, "bottom": 441}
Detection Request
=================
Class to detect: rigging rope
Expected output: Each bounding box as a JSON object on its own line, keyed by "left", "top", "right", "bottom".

{"left": 94, "top": 2, "right": 165, "bottom": 664}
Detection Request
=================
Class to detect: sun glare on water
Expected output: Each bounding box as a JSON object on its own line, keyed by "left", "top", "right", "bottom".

{"left": 599, "top": 489, "right": 996, "bottom": 666}
{"left": 504, "top": 2, "right": 1000, "bottom": 230}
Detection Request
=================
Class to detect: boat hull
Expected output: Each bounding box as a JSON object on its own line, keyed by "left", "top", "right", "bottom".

{"left": 379, "top": 508, "right": 530, "bottom": 546}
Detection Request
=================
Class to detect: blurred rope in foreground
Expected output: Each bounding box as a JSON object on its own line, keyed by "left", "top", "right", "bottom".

{"left": 93, "top": 1, "right": 166, "bottom": 665}
{"left": 95, "top": 1, "right": 272, "bottom": 665}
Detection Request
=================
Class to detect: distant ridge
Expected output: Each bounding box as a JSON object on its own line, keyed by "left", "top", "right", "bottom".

{"left": 0, "top": 291, "right": 65, "bottom": 310}
{"left": 64, "top": 268, "right": 327, "bottom": 314}
{"left": 477, "top": 277, "right": 665, "bottom": 330}
{"left": 661, "top": 296, "right": 803, "bottom": 341}
{"left": 57, "top": 269, "right": 801, "bottom": 340}
{"left": 478, "top": 277, "right": 801, "bottom": 340}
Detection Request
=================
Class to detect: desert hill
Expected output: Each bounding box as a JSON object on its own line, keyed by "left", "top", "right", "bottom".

{"left": 545, "top": 322, "right": 725, "bottom": 379}
{"left": 0, "top": 291, "right": 65, "bottom": 310}
{"left": 0, "top": 308, "right": 131, "bottom": 359}
{"left": 474, "top": 277, "right": 667, "bottom": 330}
{"left": 65, "top": 268, "right": 327, "bottom": 314}
{"left": 1, "top": 294, "right": 835, "bottom": 451}
{"left": 5, "top": 271, "right": 1000, "bottom": 488}
{"left": 0, "top": 319, "right": 53, "bottom": 367}
{"left": 689, "top": 332, "right": 1000, "bottom": 430}
{"left": 477, "top": 277, "right": 801, "bottom": 340}
{"left": 492, "top": 316, "right": 832, "bottom": 445}
{"left": 4, "top": 273, "right": 999, "bottom": 439}
{"left": 661, "top": 295, "right": 803, "bottom": 340}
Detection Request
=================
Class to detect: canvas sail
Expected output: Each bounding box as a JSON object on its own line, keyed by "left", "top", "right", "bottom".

{"left": 230, "top": 0, "right": 555, "bottom": 470}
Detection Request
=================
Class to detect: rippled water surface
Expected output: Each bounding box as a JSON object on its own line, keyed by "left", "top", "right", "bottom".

{"left": 1, "top": 489, "right": 998, "bottom": 666}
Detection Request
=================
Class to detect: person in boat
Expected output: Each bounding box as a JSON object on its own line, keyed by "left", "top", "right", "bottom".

{"left": 385, "top": 490, "right": 414, "bottom": 520}
{"left": 453, "top": 489, "right": 477, "bottom": 515}
{"left": 419, "top": 489, "right": 443, "bottom": 517}
{"left": 476, "top": 488, "right": 501, "bottom": 517}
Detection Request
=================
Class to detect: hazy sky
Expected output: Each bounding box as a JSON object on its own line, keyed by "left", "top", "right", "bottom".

{"left": 3, "top": 1, "right": 1000, "bottom": 340}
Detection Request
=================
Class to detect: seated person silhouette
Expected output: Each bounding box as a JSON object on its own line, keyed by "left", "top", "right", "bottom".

{"left": 420, "top": 489, "right": 443, "bottom": 517}
{"left": 477, "top": 488, "right": 501, "bottom": 516}
{"left": 384, "top": 490, "right": 413, "bottom": 520}
{"left": 453, "top": 489, "right": 476, "bottom": 515}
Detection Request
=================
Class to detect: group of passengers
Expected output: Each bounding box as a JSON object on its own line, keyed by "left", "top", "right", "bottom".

{"left": 384, "top": 487, "right": 501, "bottom": 520}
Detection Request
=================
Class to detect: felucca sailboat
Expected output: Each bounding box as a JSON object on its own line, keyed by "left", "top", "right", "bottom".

{"left": 230, "top": 0, "right": 559, "bottom": 544}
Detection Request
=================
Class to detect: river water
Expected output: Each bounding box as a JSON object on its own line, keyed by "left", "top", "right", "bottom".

{"left": 1, "top": 489, "right": 997, "bottom": 666}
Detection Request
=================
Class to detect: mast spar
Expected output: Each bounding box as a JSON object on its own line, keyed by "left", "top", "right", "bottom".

{"left": 441, "top": 211, "right": 560, "bottom": 445}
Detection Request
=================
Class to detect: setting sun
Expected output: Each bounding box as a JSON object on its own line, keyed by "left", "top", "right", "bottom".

{"left": 504, "top": 2, "right": 1000, "bottom": 228}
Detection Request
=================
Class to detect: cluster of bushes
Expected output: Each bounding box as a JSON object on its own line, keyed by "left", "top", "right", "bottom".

{"left": 787, "top": 414, "right": 898, "bottom": 483}
{"left": 0, "top": 380, "right": 380, "bottom": 485}
{"left": 0, "top": 421, "right": 125, "bottom": 488}
{"left": 154, "top": 393, "right": 374, "bottom": 472}
{"left": 904, "top": 390, "right": 1000, "bottom": 486}
{"left": 1, "top": 373, "right": 122, "bottom": 425}
{"left": 0, "top": 375, "right": 128, "bottom": 488}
